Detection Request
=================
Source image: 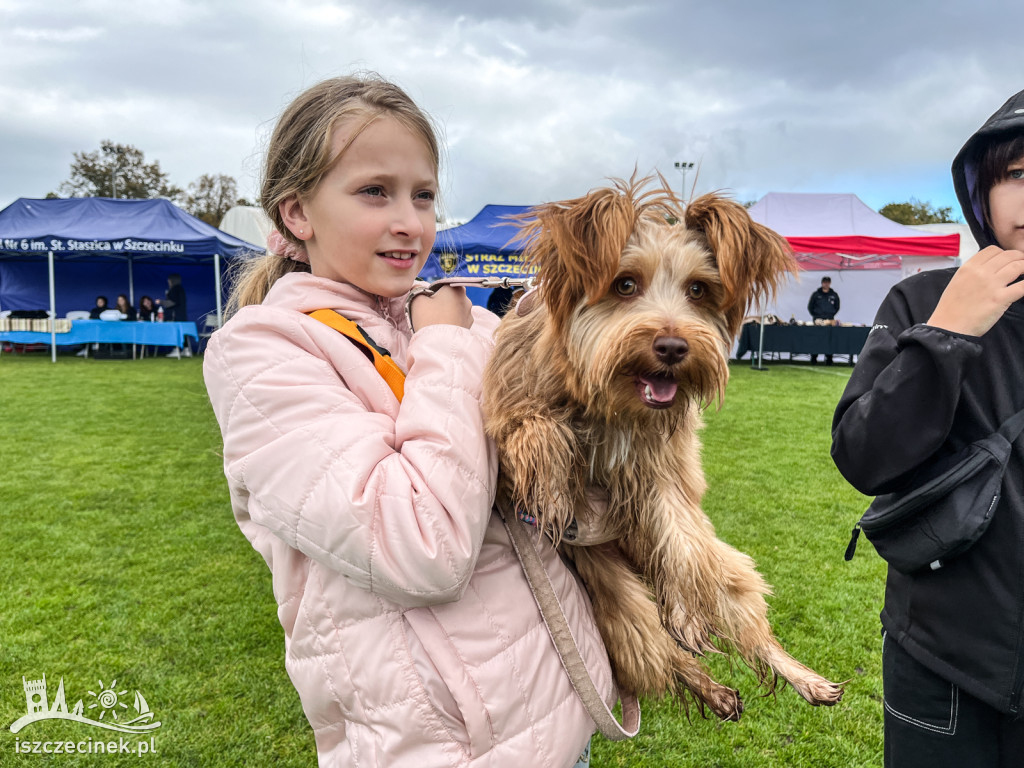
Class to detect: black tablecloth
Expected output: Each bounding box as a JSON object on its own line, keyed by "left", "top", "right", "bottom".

{"left": 736, "top": 324, "right": 871, "bottom": 360}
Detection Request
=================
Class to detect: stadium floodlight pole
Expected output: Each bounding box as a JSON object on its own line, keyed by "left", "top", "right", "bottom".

{"left": 104, "top": 145, "right": 125, "bottom": 199}
{"left": 674, "top": 160, "right": 694, "bottom": 201}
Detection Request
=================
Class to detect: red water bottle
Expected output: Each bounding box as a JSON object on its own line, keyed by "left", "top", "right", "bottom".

{"left": 157, "top": 306, "right": 164, "bottom": 322}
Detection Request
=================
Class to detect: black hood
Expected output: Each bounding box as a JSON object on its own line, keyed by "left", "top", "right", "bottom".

{"left": 951, "top": 88, "right": 1024, "bottom": 249}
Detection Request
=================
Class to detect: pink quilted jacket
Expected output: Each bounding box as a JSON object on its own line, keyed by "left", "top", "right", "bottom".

{"left": 203, "top": 273, "right": 615, "bottom": 767}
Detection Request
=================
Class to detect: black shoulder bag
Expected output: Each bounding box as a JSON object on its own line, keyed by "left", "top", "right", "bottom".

{"left": 845, "top": 407, "right": 1024, "bottom": 574}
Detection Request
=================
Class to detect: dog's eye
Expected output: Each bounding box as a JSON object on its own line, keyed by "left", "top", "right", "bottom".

{"left": 614, "top": 277, "right": 638, "bottom": 297}
{"left": 688, "top": 282, "right": 707, "bottom": 300}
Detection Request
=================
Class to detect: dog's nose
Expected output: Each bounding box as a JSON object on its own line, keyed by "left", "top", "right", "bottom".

{"left": 653, "top": 336, "right": 688, "bottom": 364}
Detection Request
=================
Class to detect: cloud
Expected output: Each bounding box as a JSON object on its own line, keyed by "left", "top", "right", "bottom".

{"left": 0, "top": 0, "right": 1020, "bottom": 222}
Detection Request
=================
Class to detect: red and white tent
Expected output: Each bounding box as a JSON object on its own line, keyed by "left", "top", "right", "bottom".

{"left": 747, "top": 192, "right": 960, "bottom": 271}
{"left": 746, "top": 193, "right": 961, "bottom": 325}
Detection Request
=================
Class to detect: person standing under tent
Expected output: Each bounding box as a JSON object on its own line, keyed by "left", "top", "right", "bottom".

{"left": 159, "top": 273, "right": 191, "bottom": 357}
{"left": 807, "top": 275, "right": 840, "bottom": 364}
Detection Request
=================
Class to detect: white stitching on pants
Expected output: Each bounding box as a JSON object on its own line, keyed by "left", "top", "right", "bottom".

{"left": 882, "top": 632, "right": 959, "bottom": 735}
{"left": 884, "top": 686, "right": 958, "bottom": 735}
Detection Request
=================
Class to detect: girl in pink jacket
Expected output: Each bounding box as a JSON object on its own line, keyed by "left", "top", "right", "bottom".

{"left": 203, "top": 74, "right": 616, "bottom": 767}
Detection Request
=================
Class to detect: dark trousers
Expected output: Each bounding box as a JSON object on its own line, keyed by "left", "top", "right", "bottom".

{"left": 883, "top": 632, "right": 1024, "bottom": 767}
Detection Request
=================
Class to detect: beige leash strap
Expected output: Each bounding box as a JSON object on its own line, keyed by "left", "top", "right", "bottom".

{"left": 496, "top": 500, "right": 641, "bottom": 741}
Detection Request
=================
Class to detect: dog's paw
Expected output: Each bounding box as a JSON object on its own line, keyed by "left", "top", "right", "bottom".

{"left": 704, "top": 685, "right": 744, "bottom": 722}
{"left": 792, "top": 675, "right": 844, "bottom": 707}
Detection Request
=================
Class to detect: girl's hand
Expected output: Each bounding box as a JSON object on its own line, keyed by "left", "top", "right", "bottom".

{"left": 927, "top": 246, "right": 1024, "bottom": 337}
{"left": 410, "top": 285, "right": 474, "bottom": 330}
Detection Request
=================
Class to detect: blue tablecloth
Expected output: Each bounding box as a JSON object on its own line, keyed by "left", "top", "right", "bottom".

{"left": 0, "top": 320, "right": 198, "bottom": 347}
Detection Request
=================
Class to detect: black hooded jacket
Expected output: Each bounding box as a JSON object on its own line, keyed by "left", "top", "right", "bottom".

{"left": 832, "top": 89, "right": 1024, "bottom": 715}
{"left": 953, "top": 88, "right": 1024, "bottom": 250}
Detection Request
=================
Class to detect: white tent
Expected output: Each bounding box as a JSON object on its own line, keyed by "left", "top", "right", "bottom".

{"left": 219, "top": 206, "right": 273, "bottom": 250}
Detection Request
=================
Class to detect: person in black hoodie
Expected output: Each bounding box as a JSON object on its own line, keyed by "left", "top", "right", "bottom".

{"left": 88, "top": 295, "right": 109, "bottom": 319}
{"left": 832, "top": 89, "right": 1024, "bottom": 766}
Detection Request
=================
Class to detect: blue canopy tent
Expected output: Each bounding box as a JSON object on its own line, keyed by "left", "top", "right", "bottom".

{"left": 0, "top": 197, "right": 261, "bottom": 361}
{"left": 421, "top": 204, "right": 536, "bottom": 283}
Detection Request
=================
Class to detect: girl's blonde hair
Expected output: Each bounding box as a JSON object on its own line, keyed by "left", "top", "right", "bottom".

{"left": 226, "top": 73, "right": 441, "bottom": 315}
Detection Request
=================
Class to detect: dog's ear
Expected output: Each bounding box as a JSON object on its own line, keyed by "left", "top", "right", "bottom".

{"left": 516, "top": 185, "right": 637, "bottom": 328}
{"left": 684, "top": 194, "right": 796, "bottom": 337}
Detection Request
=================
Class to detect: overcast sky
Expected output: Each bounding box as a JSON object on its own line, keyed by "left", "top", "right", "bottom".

{"left": 2, "top": 0, "right": 1021, "bottom": 227}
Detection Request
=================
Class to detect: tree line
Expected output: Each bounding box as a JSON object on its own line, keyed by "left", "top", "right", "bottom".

{"left": 877, "top": 199, "right": 958, "bottom": 225}
{"left": 48, "top": 140, "right": 253, "bottom": 226}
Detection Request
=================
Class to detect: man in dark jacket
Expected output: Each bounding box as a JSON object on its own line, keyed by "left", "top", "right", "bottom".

{"left": 832, "top": 89, "right": 1024, "bottom": 767}
{"left": 807, "top": 276, "right": 840, "bottom": 364}
{"left": 160, "top": 273, "right": 191, "bottom": 358}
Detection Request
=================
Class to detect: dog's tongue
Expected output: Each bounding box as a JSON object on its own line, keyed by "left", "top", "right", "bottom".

{"left": 639, "top": 374, "right": 678, "bottom": 404}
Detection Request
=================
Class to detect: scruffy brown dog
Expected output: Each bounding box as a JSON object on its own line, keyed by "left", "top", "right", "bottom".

{"left": 483, "top": 177, "right": 843, "bottom": 720}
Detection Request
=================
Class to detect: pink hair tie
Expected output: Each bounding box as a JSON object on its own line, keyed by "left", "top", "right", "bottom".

{"left": 267, "top": 229, "right": 310, "bottom": 264}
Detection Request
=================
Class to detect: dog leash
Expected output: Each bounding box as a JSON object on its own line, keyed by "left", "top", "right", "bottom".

{"left": 495, "top": 497, "right": 642, "bottom": 741}
{"left": 404, "top": 276, "right": 536, "bottom": 330}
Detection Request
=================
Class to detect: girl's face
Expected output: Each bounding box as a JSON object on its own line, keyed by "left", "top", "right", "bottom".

{"left": 285, "top": 115, "right": 437, "bottom": 298}
{"left": 989, "top": 157, "right": 1024, "bottom": 252}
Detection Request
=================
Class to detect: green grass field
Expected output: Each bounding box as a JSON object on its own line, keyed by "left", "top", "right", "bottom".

{"left": 0, "top": 352, "right": 885, "bottom": 766}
